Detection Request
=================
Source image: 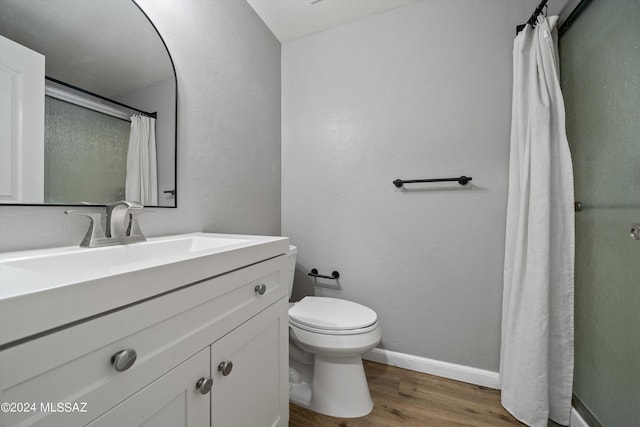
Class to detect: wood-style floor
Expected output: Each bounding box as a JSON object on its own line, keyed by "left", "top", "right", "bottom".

{"left": 289, "top": 360, "right": 524, "bottom": 427}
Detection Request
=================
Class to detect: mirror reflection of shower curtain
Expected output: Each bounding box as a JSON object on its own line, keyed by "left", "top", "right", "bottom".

{"left": 500, "top": 15, "right": 574, "bottom": 427}
{"left": 125, "top": 114, "right": 158, "bottom": 205}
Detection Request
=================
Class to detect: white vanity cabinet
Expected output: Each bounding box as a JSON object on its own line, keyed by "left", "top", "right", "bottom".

{"left": 0, "top": 254, "right": 289, "bottom": 427}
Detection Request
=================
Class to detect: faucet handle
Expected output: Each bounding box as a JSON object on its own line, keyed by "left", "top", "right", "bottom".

{"left": 127, "top": 201, "right": 144, "bottom": 209}
{"left": 105, "top": 200, "right": 144, "bottom": 239}
{"left": 127, "top": 210, "right": 155, "bottom": 239}
{"left": 65, "top": 210, "right": 106, "bottom": 247}
{"left": 106, "top": 200, "right": 144, "bottom": 211}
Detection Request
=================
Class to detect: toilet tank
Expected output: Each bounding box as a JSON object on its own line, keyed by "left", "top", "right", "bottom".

{"left": 285, "top": 245, "right": 297, "bottom": 299}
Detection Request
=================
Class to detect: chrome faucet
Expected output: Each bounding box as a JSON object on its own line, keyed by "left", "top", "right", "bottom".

{"left": 66, "top": 200, "right": 150, "bottom": 247}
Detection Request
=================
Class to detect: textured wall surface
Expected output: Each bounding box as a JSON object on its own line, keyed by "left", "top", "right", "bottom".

{"left": 0, "top": 0, "right": 281, "bottom": 252}
{"left": 282, "top": 0, "right": 536, "bottom": 372}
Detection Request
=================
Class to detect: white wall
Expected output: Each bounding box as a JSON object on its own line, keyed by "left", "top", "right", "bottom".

{"left": 0, "top": 0, "right": 281, "bottom": 252}
{"left": 282, "top": 0, "right": 537, "bottom": 372}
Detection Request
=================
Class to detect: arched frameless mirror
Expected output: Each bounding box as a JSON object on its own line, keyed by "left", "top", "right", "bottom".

{"left": 0, "top": 0, "right": 177, "bottom": 207}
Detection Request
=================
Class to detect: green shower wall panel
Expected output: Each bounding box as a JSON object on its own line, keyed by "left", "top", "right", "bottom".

{"left": 45, "top": 97, "right": 130, "bottom": 204}
{"left": 559, "top": 0, "right": 640, "bottom": 426}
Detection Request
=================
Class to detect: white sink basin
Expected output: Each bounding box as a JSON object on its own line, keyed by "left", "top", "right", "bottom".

{"left": 0, "top": 232, "right": 289, "bottom": 346}
{"left": 3, "top": 235, "right": 249, "bottom": 276}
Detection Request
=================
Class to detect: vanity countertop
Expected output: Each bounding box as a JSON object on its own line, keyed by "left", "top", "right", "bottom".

{"left": 0, "top": 232, "right": 289, "bottom": 347}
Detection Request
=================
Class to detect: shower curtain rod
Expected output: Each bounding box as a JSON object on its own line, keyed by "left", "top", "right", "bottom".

{"left": 45, "top": 76, "right": 157, "bottom": 119}
{"left": 516, "top": 0, "right": 548, "bottom": 34}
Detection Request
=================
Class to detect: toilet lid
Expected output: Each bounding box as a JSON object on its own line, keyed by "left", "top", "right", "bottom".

{"left": 289, "top": 297, "right": 377, "bottom": 331}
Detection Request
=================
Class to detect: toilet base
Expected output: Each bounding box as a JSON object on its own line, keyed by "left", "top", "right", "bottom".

{"left": 289, "top": 354, "right": 374, "bottom": 418}
{"left": 289, "top": 359, "right": 313, "bottom": 407}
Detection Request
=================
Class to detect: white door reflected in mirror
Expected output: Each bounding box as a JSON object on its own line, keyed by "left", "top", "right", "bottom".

{"left": 0, "top": 35, "right": 44, "bottom": 204}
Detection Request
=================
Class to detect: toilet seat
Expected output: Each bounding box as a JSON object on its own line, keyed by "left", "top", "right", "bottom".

{"left": 289, "top": 318, "right": 379, "bottom": 335}
{"left": 289, "top": 297, "right": 378, "bottom": 335}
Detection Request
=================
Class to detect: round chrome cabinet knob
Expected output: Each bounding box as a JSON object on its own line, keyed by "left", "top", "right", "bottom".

{"left": 111, "top": 349, "right": 137, "bottom": 372}
{"left": 218, "top": 361, "right": 233, "bottom": 376}
{"left": 255, "top": 284, "right": 267, "bottom": 295}
{"left": 196, "top": 377, "right": 213, "bottom": 394}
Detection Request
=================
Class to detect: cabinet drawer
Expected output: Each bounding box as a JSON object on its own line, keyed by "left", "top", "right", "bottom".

{"left": 0, "top": 255, "right": 286, "bottom": 427}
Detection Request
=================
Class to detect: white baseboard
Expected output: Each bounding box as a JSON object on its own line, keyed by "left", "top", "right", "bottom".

{"left": 363, "top": 347, "right": 500, "bottom": 389}
{"left": 363, "top": 348, "right": 590, "bottom": 427}
{"left": 570, "top": 407, "right": 590, "bottom": 427}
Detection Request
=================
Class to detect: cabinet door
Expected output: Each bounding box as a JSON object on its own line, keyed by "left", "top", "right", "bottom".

{"left": 87, "top": 348, "right": 210, "bottom": 427}
{"left": 211, "top": 298, "right": 288, "bottom": 427}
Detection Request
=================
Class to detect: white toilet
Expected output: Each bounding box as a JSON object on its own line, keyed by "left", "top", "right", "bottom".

{"left": 285, "top": 246, "right": 381, "bottom": 418}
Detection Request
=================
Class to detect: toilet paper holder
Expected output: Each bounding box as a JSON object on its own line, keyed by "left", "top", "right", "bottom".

{"left": 308, "top": 269, "right": 340, "bottom": 280}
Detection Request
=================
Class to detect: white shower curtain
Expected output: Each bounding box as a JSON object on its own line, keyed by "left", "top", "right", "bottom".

{"left": 125, "top": 114, "right": 158, "bottom": 205}
{"left": 500, "top": 16, "right": 575, "bottom": 427}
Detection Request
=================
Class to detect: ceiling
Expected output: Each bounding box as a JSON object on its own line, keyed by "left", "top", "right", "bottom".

{"left": 246, "top": 0, "right": 420, "bottom": 43}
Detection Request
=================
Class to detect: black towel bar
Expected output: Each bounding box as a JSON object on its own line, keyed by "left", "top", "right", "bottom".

{"left": 308, "top": 269, "right": 340, "bottom": 280}
{"left": 393, "top": 176, "right": 472, "bottom": 188}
